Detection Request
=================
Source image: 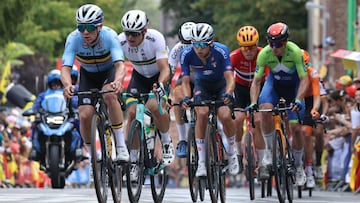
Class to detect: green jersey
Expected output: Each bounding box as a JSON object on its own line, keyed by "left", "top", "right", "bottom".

{"left": 255, "top": 41, "right": 307, "bottom": 86}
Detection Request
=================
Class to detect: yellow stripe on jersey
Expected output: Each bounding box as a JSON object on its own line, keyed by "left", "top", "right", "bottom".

{"left": 76, "top": 51, "right": 112, "bottom": 64}
{"left": 130, "top": 57, "right": 156, "bottom": 66}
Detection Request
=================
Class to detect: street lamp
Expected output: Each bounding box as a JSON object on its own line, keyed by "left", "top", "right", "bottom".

{"left": 305, "top": 1, "right": 328, "bottom": 70}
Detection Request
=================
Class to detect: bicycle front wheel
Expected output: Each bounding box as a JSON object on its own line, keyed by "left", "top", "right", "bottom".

{"left": 245, "top": 132, "right": 255, "bottom": 200}
{"left": 273, "top": 130, "right": 286, "bottom": 203}
{"left": 187, "top": 126, "right": 199, "bottom": 202}
{"left": 150, "top": 130, "right": 167, "bottom": 203}
{"left": 126, "top": 120, "right": 144, "bottom": 203}
{"left": 107, "top": 128, "right": 123, "bottom": 203}
{"left": 205, "top": 124, "right": 219, "bottom": 203}
{"left": 90, "top": 115, "right": 109, "bottom": 203}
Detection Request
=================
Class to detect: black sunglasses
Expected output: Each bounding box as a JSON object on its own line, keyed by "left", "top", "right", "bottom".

{"left": 125, "top": 31, "right": 142, "bottom": 37}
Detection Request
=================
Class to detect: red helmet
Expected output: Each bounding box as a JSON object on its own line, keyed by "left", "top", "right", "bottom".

{"left": 266, "top": 22, "right": 289, "bottom": 42}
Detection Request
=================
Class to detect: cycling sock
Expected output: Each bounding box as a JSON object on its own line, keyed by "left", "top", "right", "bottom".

{"left": 112, "top": 125, "right": 126, "bottom": 147}
{"left": 226, "top": 135, "right": 236, "bottom": 155}
{"left": 293, "top": 148, "right": 304, "bottom": 167}
{"left": 176, "top": 123, "right": 187, "bottom": 141}
{"left": 263, "top": 131, "right": 275, "bottom": 150}
{"left": 257, "top": 149, "right": 265, "bottom": 166}
{"left": 196, "top": 139, "right": 205, "bottom": 163}
{"left": 305, "top": 164, "right": 313, "bottom": 176}
{"left": 160, "top": 131, "right": 171, "bottom": 144}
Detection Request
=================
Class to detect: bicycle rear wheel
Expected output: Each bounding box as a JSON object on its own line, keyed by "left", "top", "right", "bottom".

{"left": 273, "top": 130, "right": 286, "bottom": 203}
{"left": 90, "top": 115, "right": 109, "bottom": 203}
{"left": 126, "top": 120, "right": 144, "bottom": 203}
{"left": 187, "top": 126, "right": 199, "bottom": 202}
{"left": 245, "top": 132, "right": 255, "bottom": 200}
{"left": 216, "top": 132, "right": 226, "bottom": 203}
{"left": 205, "top": 124, "right": 219, "bottom": 203}
{"left": 285, "top": 142, "right": 295, "bottom": 203}
{"left": 150, "top": 130, "right": 167, "bottom": 202}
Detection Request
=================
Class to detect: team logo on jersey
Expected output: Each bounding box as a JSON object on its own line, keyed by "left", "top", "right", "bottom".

{"left": 211, "top": 61, "right": 217, "bottom": 68}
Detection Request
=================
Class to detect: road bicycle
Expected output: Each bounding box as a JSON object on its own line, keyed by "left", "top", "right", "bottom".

{"left": 172, "top": 101, "right": 205, "bottom": 203}
{"left": 257, "top": 98, "right": 296, "bottom": 203}
{"left": 201, "top": 99, "right": 234, "bottom": 203}
{"left": 123, "top": 90, "right": 168, "bottom": 203}
{"left": 75, "top": 88, "right": 123, "bottom": 203}
{"left": 234, "top": 108, "right": 258, "bottom": 200}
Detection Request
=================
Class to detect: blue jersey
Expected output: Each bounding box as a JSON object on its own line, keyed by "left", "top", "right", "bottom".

{"left": 180, "top": 42, "right": 232, "bottom": 82}
{"left": 62, "top": 26, "right": 124, "bottom": 73}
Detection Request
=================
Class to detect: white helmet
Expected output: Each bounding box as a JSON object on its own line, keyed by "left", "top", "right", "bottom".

{"left": 191, "top": 23, "right": 214, "bottom": 42}
{"left": 178, "top": 22, "right": 195, "bottom": 44}
{"left": 76, "top": 4, "right": 104, "bottom": 24}
{"left": 121, "top": 10, "right": 148, "bottom": 32}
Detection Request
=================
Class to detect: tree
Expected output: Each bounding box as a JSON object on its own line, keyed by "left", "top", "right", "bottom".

{"left": 160, "top": 0, "right": 308, "bottom": 51}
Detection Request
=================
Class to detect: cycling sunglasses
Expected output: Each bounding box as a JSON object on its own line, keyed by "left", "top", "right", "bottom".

{"left": 125, "top": 31, "right": 142, "bottom": 37}
{"left": 192, "top": 41, "right": 211, "bottom": 49}
{"left": 77, "top": 24, "right": 98, "bottom": 33}
{"left": 240, "top": 45, "right": 257, "bottom": 51}
{"left": 269, "top": 41, "right": 285, "bottom": 48}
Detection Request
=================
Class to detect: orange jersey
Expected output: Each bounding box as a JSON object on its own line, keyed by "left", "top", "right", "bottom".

{"left": 304, "top": 67, "right": 320, "bottom": 98}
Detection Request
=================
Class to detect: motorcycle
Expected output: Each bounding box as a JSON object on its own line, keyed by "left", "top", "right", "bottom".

{"left": 23, "top": 89, "right": 82, "bottom": 189}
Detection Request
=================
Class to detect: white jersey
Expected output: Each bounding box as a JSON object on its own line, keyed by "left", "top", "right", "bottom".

{"left": 118, "top": 29, "right": 168, "bottom": 78}
{"left": 169, "top": 42, "right": 189, "bottom": 71}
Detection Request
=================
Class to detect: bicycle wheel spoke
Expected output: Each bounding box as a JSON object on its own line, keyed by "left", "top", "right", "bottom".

{"left": 187, "top": 126, "right": 199, "bottom": 202}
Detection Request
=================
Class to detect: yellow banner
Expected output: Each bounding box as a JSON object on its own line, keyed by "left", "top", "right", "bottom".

{"left": 0, "top": 61, "right": 11, "bottom": 103}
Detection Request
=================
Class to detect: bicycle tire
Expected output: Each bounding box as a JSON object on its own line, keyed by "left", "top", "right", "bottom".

{"left": 267, "top": 176, "right": 272, "bottom": 196}
{"left": 150, "top": 130, "right": 167, "bottom": 202}
{"left": 285, "top": 141, "right": 295, "bottom": 203}
{"left": 245, "top": 132, "right": 255, "bottom": 200}
{"left": 90, "top": 115, "right": 109, "bottom": 203}
{"left": 205, "top": 124, "right": 219, "bottom": 203}
{"left": 108, "top": 129, "right": 123, "bottom": 203}
{"left": 217, "top": 132, "right": 226, "bottom": 203}
{"left": 186, "top": 126, "right": 199, "bottom": 202}
{"left": 199, "top": 178, "right": 206, "bottom": 202}
{"left": 273, "top": 130, "right": 286, "bottom": 203}
{"left": 126, "top": 120, "right": 145, "bottom": 203}
{"left": 261, "top": 179, "right": 266, "bottom": 198}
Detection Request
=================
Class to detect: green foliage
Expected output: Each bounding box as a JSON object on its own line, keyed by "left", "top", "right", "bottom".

{"left": 0, "top": 42, "right": 33, "bottom": 72}
{"left": 161, "top": 0, "right": 308, "bottom": 51}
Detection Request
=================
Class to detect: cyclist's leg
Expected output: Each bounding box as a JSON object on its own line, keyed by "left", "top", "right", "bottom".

{"left": 102, "top": 69, "right": 128, "bottom": 162}
{"left": 193, "top": 84, "right": 210, "bottom": 177}
{"left": 145, "top": 73, "right": 174, "bottom": 165}
{"left": 172, "top": 78, "right": 189, "bottom": 158}
{"left": 302, "top": 97, "right": 316, "bottom": 188}
{"left": 234, "top": 83, "right": 251, "bottom": 173}
{"left": 258, "top": 79, "right": 277, "bottom": 179}
{"left": 216, "top": 84, "right": 239, "bottom": 175}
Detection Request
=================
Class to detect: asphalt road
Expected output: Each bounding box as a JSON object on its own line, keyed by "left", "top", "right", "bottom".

{"left": 0, "top": 186, "right": 359, "bottom": 203}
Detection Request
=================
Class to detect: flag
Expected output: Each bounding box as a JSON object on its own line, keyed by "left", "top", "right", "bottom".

{"left": 0, "top": 61, "right": 11, "bottom": 103}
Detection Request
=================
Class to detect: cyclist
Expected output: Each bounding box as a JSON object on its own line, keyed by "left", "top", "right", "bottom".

{"left": 180, "top": 23, "right": 239, "bottom": 176}
{"left": 61, "top": 4, "right": 129, "bottom": 162}
{"left": 169, "top": 22, "right": 196, "bottom": 158}
{"left": 246, "top": 22, "right": 309, "bottom": 186}
{"left": 230, "top": 25, "right": 267, "bottom": 174}
{"left": 300, "top": 49, "right": 322, "bottom": 188}
{"left": 118, "top": 10, "right": 175, "bottom": 169}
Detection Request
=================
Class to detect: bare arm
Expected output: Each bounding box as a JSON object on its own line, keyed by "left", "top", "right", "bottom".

{"left": 224, "top": 71, "right": 235, "bottom": 94}
{"left": 182, "top": 75, "right": 191, "bottom": 98}
{"left": 111, "top": 61, "right": 126, "bottom": 93}
{"left": 61, "top": 66, "right": 74, "bottom": 98}
{"left": 157, "top": 58, "right": 170, "bottom": 85}
{"left": 296, "top": 75, "right": 309, "bottom": 101}
{"left": 250, "top": 77, "right": 262, "bottom": 104}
